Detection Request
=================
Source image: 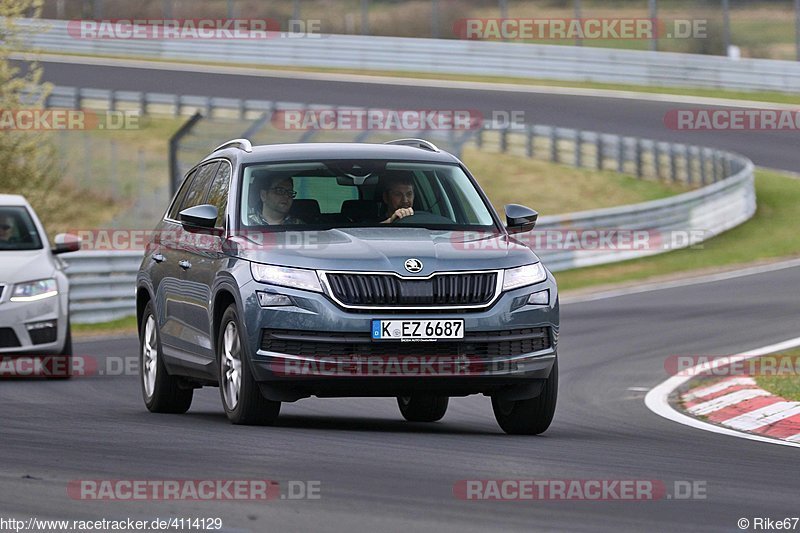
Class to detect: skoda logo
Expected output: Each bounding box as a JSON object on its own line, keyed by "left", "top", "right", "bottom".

{"left": 404, "top": 258, "right": 423, "bottom": 273}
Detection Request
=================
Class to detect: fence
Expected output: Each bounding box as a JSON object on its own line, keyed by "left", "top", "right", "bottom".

{"left": 17, "top": 18, "right": 800, "bottom": 93}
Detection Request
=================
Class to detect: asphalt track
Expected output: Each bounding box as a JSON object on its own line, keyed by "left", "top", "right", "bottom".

{"left": 31, "top": 59, "right": 800, "bottom": 173}
{"left": 1, "top": 59, "right": 798, "bottom": 532}
{"left": 1, "top": 265, "right": 798, "bottom": 532}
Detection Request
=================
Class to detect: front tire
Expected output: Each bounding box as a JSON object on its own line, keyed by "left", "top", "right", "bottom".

{"left": 218, "top": 305, "right": 280, "bottom": 425}
{"left": 140, "top": 301, "right": 193, "bottom": 413}
{"left": 397, "top": 395, "right": 449, "bottom": 422}
{"left": 492, "top": 358, "right": 558, "bottom": 435}
{"left": 49, "top": 321, "right": 73, "bottom": 379}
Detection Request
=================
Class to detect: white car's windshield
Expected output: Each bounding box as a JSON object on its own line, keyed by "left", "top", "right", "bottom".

{"left": 0, "top": 206, "right": 43, "bottom": 251}
{"left": 239, "top": 160, "right": 496, "bottom": 230}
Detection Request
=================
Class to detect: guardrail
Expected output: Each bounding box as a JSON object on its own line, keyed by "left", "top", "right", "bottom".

{"left": 18, "top": 18, "right": 800, "bottom": 94}
{"left": 64, "top": 251, "right": 142, "bottom": 324}
{"left": 47, "top": 85, "right": 755, "bottom": 323}
{"left": 473, "top": 124, "right": 755, "bottom": 272}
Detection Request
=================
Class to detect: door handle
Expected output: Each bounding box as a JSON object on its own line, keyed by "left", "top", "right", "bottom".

{"left": 178, "top": 260, "right": 192, "bottom": 270}
{"left": 152, "top": 253, "right": 165, "bottom": 263}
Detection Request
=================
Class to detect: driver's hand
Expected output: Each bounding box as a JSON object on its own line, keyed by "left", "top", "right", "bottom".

{"left": 389, "top": 207, "right": 414, "bottom": 223}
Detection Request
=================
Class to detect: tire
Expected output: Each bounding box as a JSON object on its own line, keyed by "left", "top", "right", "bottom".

{"left": 139, "top": 301, "right": 193, "bottom": 413}
{"left": 397, "top": 395, "right": 449, "bottom": 422}
{"left": 492, "top": 358, "right": 558, "bottom": 435}
{"left": 49, "top": 321, "right": 73, "bottom": 379}
{"left": 218, "top": 304, "right": 281, "bottom": 425}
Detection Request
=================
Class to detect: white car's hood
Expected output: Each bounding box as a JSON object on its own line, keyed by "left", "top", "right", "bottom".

{"left": 0, "top": 250, "right": 55, "bottom": 284}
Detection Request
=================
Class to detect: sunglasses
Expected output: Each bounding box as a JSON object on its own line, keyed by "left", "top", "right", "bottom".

{"left": 269, "top": 187, "right": 297, "bottom": 198}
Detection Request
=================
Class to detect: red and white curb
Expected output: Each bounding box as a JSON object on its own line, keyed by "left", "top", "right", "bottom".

{"left": 645, "top": 336, "right": 800, "bottom": 448}
{"left": 682, "top": 377, "right": 800, "bottom": 442}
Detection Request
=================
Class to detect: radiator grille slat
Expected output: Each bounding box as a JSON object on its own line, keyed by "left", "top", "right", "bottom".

{"left": 327, "top": 272, "right": 497, "bottom": 307}
{"left": 0, "top": 327, "right": 21, "bottom": 348}
{"left": 261, "top": 327, "right": 551, "bottom": 358}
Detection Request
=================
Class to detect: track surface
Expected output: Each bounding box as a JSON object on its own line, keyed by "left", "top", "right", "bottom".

{"left": 2, "top": 60, "right": 798, "bottom": 531}
{"left": 32, "top": 60, "right": 800, "bottom": 173}
{"left": 2, "top": 266, "right": 799, "bottom": 532}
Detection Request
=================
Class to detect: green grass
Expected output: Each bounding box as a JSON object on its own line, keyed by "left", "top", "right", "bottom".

{"left": 555, "top": 169, "right": 800, "bottom": 292}
{"left": 754, "top": 350, "right": 800, "bottom": 402}
{"left": 461, "top": 146, "right": 688, "bottom": 216}
{"left": 73, "top": 315, "right": 138, "bottom": 338}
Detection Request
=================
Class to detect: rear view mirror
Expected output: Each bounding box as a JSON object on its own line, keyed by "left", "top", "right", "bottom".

{"left": 179, "top": 204, "right": 218, "bottom": 229}
{"left": 504, "top": 204, "right": 538, "bottom": 234}
{"left": 52, "top": 233, "right": 81, "bottom": 254}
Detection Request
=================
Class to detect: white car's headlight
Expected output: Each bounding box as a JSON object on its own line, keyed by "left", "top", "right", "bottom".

{"left": 502, "top": 263, "right": 547, "bottom": 291}
{"left": 250, "top": 263, "right": 322, "bottom": 293}
{"left": 10, "top": 278, "right": 58, "bottom": 302}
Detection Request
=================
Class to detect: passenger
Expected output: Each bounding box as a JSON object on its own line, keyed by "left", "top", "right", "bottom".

{"left": 248, "top": 176, "right": 303, "bottom": 225}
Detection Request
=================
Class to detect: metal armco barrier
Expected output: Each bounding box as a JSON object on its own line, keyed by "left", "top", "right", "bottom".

{"left": 17, "top": 18, "right": 800, "bottom": 93}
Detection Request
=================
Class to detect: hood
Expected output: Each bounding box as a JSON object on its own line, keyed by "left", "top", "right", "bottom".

{"left": 230, "top": 228, "right": 539, "bottom": 274}
{"left": 0, "top": 250, "right": 56, "bottom": 284}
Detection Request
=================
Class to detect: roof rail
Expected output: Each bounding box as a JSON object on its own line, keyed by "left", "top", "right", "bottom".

{"left": 212, "top": 138, "right": 253, "bottom": 153}
{"left": 384, "top": 138, "right": 440, "bottom": 152}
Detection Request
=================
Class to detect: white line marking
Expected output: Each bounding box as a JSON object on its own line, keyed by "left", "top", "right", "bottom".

{"left": 683, "top": 377, "right": 757, "bottom": 402}
{"left": 786, "top": 433, "right": 800, "bottom": 442}
{"left": 12, "top": 52, "right": 800, "bottom": 109}
{"left": 562, "top": 258, "right": 800, "bottom": 305}
{"left": 645, "top": 336, "right": 800, "bottom": 448}
{"left": 628, "top": 387, "right": 650, "bottom": 391}
{"left": 687, "top": 389, "right": 772, "bottom": 416}
{"left": 722, "top": 402, "right": 800, "bottom": 432}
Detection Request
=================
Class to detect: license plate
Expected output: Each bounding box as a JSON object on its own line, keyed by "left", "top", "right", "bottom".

{"left": 371, "top": 319, "right": 464, "bottom": 340}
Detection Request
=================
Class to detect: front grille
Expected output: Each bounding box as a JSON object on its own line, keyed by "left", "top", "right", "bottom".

{"left": 325, "top": 272, "right": 497, "bottom": 307}
{"left": 0, "top": 328, "right": 21, "bottom": 348}
{"left": 261, "top": 327, "right": 550, "bottom": 358}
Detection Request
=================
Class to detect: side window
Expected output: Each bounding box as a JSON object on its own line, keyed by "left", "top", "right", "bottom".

{"left": 180, "top": 162, "right": 220, "bottom": 212}
{"left": 167, "top": 168, "right": 197, "bottom": 219}
{"left": 205, "top": 162, "right": 231, "bottom": 228}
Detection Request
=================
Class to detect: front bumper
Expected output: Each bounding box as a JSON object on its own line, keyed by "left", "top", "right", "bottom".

{"left": 240, "top": 275, "right": 559, "bottom": 401}
{"left": 0, "top": 296, "right": 66, "bottom": 355}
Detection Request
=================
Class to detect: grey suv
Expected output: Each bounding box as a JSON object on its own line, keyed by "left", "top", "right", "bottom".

{"left": 136, "top": 139, "right": 559, "bottom": 434}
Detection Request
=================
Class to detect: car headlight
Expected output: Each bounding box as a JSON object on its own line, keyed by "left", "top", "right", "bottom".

{"left": 10, "top": 278, "right": 58, "bottom": 302}
{"left": 502, "top": 263, "right": 547, "bottom": 291}
{"left": 250, "top": 263, "right": 322, "bottom": 293}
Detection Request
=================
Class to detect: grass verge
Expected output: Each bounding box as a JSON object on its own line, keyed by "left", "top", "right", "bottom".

{"left": 462, "top": 146, "right": 688, "bottom": 216}
{"left": 754, "top": 350, "right": 800, "bottom": 402}
{"left": 73, "top": 315, "right": 138, "bottom": 338}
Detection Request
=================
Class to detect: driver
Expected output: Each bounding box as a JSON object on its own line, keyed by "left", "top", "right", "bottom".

{"left": 0, "top": 214, "right": 16, "bottom": 243}
{"left": 380, "top": 175, "right": 415, "bottom": 224}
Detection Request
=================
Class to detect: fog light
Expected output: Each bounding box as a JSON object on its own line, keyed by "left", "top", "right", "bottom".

{"left": 26, "top": 320, "right": 56, "bottom": 331}
{"left": 257, "top": 291, "right": 292, "bottom": 307}
{"left": 527, "top": 290, "right": 549, "bottom": 305}
{"left": 26, "top": 320, "right": 57, "bottom": 345}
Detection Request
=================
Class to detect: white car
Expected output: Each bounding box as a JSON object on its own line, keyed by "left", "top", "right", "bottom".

{"left": 0, "top": 194, "right": 80, "bottom": 375}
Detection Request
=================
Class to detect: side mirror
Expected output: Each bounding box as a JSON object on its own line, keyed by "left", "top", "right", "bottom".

{"left": 504, "top": 204, "right": 538, "bottom": 234}
{"left": 52, "top": 233, "right": 81, "bottom": 254}
{"left": 179, "top": 204, "right": 218, "bottom": 229}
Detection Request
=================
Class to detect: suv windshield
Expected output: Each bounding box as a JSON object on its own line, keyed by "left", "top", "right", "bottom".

{"left": 0, "top": 206, "right": 43, "bottom": 251}
{"left": 239, "top": 160, "right": 496, "bottom": 230}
